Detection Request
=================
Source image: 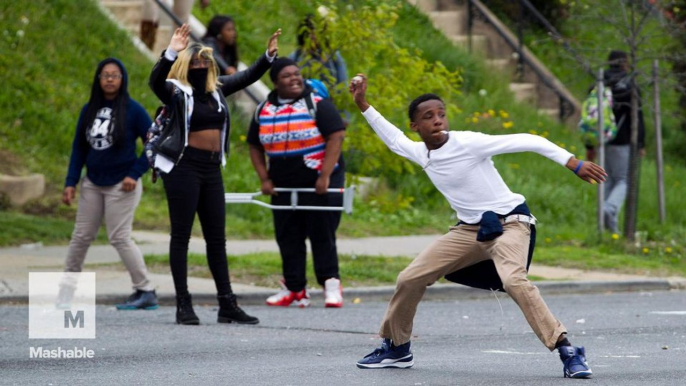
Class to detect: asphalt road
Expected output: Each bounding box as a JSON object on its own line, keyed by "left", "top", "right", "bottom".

{"left": 2, "top": 290, "right": 685, "bottom": 385}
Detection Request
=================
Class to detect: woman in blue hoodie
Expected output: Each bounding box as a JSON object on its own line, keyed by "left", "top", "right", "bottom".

{"left": 61, "top": 58, "right": 157, "bottom": 310}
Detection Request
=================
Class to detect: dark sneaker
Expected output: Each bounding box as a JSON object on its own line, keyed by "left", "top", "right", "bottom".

{"left": 116, "top": 290, "right": 159, "bottom": 310}
{"left": 357, "top": 338, "right": 414, "bottom": 369}
{"left": 559, "top": 346, "right": 593, "bottom": 378}
{"left": 176, "top": 293, "right": 200, "bottom": 325}
{"left": 217, "top": 293, "right": 259, "bottom": 325}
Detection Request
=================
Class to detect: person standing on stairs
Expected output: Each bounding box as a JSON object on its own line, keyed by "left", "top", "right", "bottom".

{"left": 140, "top": 0, "right": 210, "bottom": 51}
{"left": 349, "top": 74, "right": 605, "bottom": 379}
{"left": 202, "top": 15, "right": 239, "bottom": 76}
{"left": 149, "top": 24, "right": 280, "bottom": 325}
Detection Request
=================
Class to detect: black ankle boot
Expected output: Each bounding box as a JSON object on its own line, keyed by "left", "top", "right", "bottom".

{"left": 176, "top": 293, "right": 200, "bottom": 325}
{"left": 217, "top": 293, "right": 259, "bottom": 325}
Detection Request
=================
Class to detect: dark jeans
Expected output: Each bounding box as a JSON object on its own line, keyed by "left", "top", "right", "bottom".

{"left": 162, "top": 147, "right": 232, "bottom": 296}
{"left": 271, "top": 177, "right": 343, "bottom": 292}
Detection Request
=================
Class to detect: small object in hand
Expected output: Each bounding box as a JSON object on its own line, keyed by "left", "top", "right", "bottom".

{"left": 352, "top": 75, "right": 364, "bottom": 84}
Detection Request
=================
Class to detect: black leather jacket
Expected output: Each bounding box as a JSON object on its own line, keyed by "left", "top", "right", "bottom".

{"left": 148, "top": 49, "right": 271, "bottom": 167}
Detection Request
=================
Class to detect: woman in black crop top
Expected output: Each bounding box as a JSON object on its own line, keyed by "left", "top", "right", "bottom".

{"left": 149, "top": 24, "right": 280, "bottom": 326}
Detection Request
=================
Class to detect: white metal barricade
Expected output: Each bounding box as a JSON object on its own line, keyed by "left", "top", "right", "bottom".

{"left": 224, "top": 186, "right": 355, "bottom": 214}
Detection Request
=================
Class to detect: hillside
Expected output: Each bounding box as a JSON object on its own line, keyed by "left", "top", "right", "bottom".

{"left": 0, "top": 0, "right": 684, "bottom": 261}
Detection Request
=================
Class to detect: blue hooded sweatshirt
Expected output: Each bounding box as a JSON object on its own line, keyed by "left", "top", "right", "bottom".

{"left": 65, "top": 58, "right": 152, "bottom": 187}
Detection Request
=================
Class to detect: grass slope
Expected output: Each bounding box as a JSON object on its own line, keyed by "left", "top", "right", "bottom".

{"left": 0, "top": 1, "right": 684, "bottom": 270}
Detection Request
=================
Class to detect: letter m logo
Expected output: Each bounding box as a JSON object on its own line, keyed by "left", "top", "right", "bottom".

{"left": 64, "top": 310, "right": 85, "bottom": 328}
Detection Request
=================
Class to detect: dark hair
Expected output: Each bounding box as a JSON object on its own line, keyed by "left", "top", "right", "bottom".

{"left": 204, "top": 15, "right": 238, "bottom": 67}
{"left": 608, "top": 50, "right": 628, "bottom": 69}
{"left": 270, "top": 57, "right": 298, "bottom": 83}
{"left": 79, "top": 58, "right": 129, "bottom": 149}
{"left": 296, "top": 14, "right": 329, "bottom": 52}
{"left": 408, "top": 93, "right": 444, "bottom": 122}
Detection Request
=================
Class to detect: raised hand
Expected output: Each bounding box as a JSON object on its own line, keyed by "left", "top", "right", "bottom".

{"left": 267, "top": 29, "right": 282, "bottom": 57}
{"left": 170, "top": 24, "right": 191, "bottom": 52}
{"left": 349, "top": 73, "right": 370, "bottom": 112}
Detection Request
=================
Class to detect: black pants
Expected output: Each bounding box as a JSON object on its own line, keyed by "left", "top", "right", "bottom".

{"left": 162, "top": 147, "right": 232, "bottom": 296}
{"left": 271, "top": 181, "right": 342, "bottom": 292}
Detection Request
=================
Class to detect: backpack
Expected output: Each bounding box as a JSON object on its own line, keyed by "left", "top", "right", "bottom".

{"left": 579, "top": 86, "right": 618, "bottom": 147}
{"left": 144, "top": 105, "right": 171, "bottom": 182}
{"left": 253, "top": 90, "right": 319, "bottom": 124}
{"left": 306, "top": 78, "right": 329, "bottom": 99}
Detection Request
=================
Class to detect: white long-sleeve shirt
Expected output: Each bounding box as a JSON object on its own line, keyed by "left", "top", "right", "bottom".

{"left": 361, "top": 106, "right": 574, "bottom": 223}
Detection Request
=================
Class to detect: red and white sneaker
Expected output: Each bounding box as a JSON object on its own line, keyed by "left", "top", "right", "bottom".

{"left": 266, "top": 280, "right": 310, "bottom": 308}
{"left": 324, "top": 278, "right": 343, "bottom": 308}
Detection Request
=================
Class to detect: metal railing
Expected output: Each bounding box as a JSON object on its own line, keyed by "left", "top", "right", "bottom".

{"left": 466, "top": 0, "right": 578, "bottom": 121}
{"left": 151, "top": 0, "right": 261, "bottom": 104}
{"left": 225, "top": 187, "right": 356, "bottom": 215}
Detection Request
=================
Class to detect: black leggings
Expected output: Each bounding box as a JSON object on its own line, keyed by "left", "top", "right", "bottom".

{"left": 162, "top": 147, "right": 232, "bottom": 296}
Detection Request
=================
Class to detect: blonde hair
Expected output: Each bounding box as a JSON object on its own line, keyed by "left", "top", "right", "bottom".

{"left": 168, "top": 43, "right": 221, "bottom": 93}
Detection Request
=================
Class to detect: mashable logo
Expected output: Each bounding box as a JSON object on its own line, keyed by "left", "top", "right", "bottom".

{"left": 28, "top": 272, "right": 96, "bottom": 339}
{"left": 29, "top": 346, "right": 95, "bottom": 359}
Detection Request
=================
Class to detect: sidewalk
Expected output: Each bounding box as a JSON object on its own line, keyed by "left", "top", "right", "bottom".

{"left": 1, "top": 231, "right": 684, "bottom": 306}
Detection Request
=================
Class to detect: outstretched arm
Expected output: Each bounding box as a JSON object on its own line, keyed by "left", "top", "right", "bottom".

{"left": 218, "top": 29, "right": 281, "bottom": 96}
{"left": 348, "top": 74, "right": 423, "bottom": 163}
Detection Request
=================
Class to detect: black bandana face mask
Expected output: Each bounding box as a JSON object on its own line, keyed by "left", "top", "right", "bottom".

{"left": 188, "top": 68, "right": 209, "bottom": 94}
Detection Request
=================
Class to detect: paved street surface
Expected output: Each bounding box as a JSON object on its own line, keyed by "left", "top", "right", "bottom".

{"left": 2, "top": 290, "right": 685, "bottom": 385}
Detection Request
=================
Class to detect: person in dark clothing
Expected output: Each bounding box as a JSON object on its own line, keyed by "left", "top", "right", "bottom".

{"left": 60, "top": 58, "right": 157, "bottom": 310}
{"left": 586, "top": 50, "right": 646, "bottom": 233}
{"left": 288, "top": 14, "right": 348, "bottom": 90}
{"left": 149, "top": 23, "right": 280, "bottom": 325}
{"left": 247, "top": 58, "right": 346, "bottom": 308}
{"left": 202, "top": 15, "right": 239, "bottom": 75}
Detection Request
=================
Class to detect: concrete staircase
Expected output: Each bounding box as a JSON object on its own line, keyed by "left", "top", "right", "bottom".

{"left": 409, "top": 0, "right": 580, "bottom": 122}
{"left": 97, "top": 0, "right": 268, "bottom": 114}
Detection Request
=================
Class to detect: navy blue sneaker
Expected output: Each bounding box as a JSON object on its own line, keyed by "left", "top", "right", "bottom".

{"left": 559, "top": 346, "right": 592, "bottom": 378}
{"left": 357, "top": 338, "right": 414, "bottom": 369}
{"left": 116, "top": 290, "right": 159, "bottom": 310}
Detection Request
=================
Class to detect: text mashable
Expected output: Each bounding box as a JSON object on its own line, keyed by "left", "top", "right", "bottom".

{"left": 29, "top": 346, "right": 95, "bottom": 359}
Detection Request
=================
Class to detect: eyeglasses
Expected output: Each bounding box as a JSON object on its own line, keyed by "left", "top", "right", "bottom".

{"left": 190, "top": 59, "right": 212, "bottom": 68}
{"left": 99, "top": 73, "right": 123, "bottom": 80}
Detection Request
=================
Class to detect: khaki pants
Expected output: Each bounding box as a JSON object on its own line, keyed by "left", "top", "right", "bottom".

{"left": 380, "top": 221, "right": 566, "bottom": 350}
{"left": 142, "top": 0, "right": 195, "bottom": 24}
{"left": 63, "top": 177, "right": 152, "bottom": 292}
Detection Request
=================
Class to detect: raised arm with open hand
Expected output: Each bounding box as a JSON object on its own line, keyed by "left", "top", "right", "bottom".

{"left": 169, "top": 23, "right": 191, "bottom": 52}
{"left": 266, "top": 28, "right": 282, "bottom": 57}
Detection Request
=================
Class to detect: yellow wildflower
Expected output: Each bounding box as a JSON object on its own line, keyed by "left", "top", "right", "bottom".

{"left": 642, "top": 247, "right": 649, "bottom": 254}
{"left": 502, "top": 121, "right": 513, "bottom": 129}
{"left": 611, "top": 233, "right": 619, "bottom": 240}
{"left": 472, "top": 117, "right": 479, "bottom": 124}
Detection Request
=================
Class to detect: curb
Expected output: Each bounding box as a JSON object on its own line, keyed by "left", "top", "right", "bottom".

{"left": 1, "top": 279, "right": 681, "bottom": 306}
